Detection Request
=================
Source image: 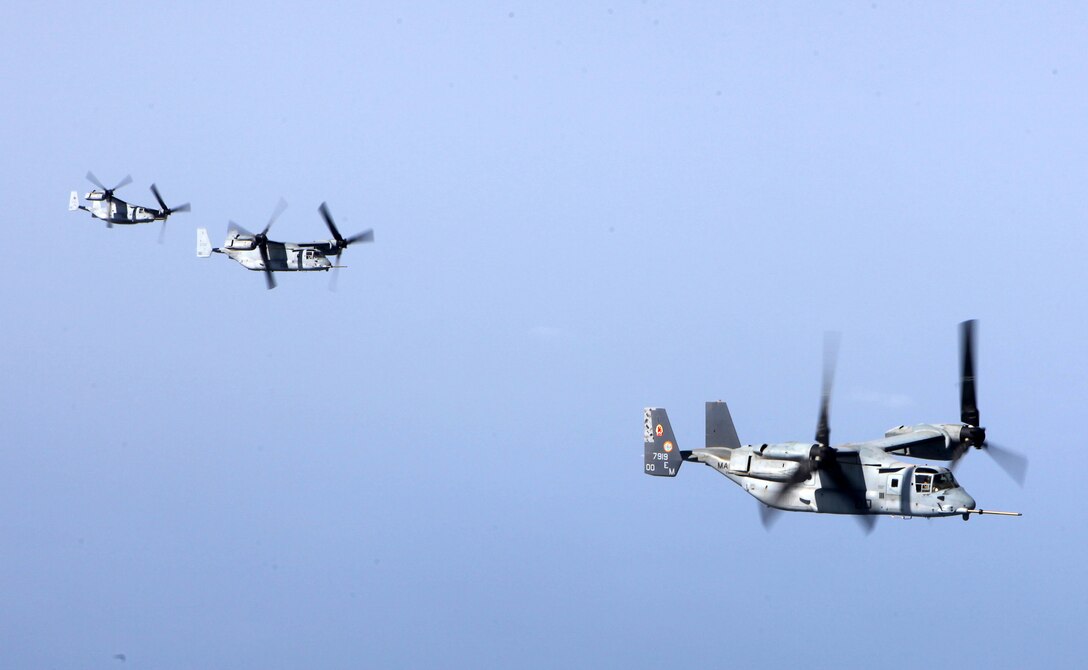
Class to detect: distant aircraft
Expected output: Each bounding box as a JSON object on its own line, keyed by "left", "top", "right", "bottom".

{"left": 69, "top": 171, "right": 189, "bottom": 240}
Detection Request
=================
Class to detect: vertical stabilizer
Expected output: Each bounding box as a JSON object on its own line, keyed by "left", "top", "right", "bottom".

{"left": 196, "top": 228, "right": 212, "bottom": 257}
{"left": 68, "top": 191, "right": 79, "bottom": 211}
{"left": 706, "top": 401, "right": 741, "bottom": 449}
{"left": 644, "top": 408, "right": 683, "bottom": 476}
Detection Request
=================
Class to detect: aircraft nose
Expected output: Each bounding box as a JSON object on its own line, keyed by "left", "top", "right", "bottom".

{"left": 954, "top": 489, "right": 976, "bottom": 511}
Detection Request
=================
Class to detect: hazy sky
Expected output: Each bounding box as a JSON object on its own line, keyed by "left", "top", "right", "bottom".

{"left": 3, "top": 2, "right": 1086, "bottom": 667}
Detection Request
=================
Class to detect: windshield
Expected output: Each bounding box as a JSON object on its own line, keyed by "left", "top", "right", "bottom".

{"left": 933, "top": 471, "right": 957, "bottom": 491}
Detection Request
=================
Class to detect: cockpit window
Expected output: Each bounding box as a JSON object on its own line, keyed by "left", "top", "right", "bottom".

{"left": 933, "top": 472, "right": 957, "bottom": 491}
{"left": 915, "top": 473, "right": 932, "bottom": 494}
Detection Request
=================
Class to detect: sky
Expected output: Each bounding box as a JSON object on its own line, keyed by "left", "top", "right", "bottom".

{"left": 2, "top": 2, "right": 1087, "bottom": 667}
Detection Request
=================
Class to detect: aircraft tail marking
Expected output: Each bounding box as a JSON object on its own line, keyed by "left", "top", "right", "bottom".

{"left": 644, "top": 407, "right": 683, "bottom": 477}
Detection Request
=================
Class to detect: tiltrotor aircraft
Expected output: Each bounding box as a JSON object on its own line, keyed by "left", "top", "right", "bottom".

{"left": 69, "top": 172, "right": 190, "bottom": 239}
{"left": 197, "top": 200, "right": 373, "bottom": 289}
{"left": 644, "top": 321, "right": 1025, "bottom": 531}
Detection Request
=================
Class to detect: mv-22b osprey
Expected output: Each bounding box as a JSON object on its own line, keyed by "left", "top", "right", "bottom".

{"left": 197, "top": 200, "right": 373, "bottom": 289}
{"left": 644, "top": 321, "right": 1025, "bottom": 531}
{"left": 69, "top": 172, "right": 190, "bottom": 239}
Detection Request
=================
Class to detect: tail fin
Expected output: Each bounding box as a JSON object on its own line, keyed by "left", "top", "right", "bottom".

{"left": 68, "top": 191, "right": 79, "bottom": 211}
{"left": 644, "top": 407, "right": 683, "bottom": 476}
{"left": 196, "top": 228, "right": 212, "bottom": 257}
{"left": 706, "top": 401, "right": 741, "bottom": 449}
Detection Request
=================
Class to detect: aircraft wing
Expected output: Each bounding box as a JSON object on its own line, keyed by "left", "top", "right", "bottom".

{"left": 295, "top": 241, "right": 337, "bottom": 253}
{"left": 864, "top": 426, "right": 950, "bottom": 454}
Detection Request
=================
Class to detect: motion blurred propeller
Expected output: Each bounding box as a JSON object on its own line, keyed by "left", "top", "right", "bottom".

{"left": 954, "top": 320, "right": 1028, "bottom": 485}
{"left": 225, "top": 199, "right": 287, "bottom": 290}
{"left": 85, "top": 171, "right": 132, "bottom": 228}
{"left": 319, "top": 201, "right": 373, "bottom": 290}
{"left": 150, "top": 183, "right": 190, "bottom": 243}
{"left": 86, "top": 171, "right": 131, "bottom": 197}
{"left": 256, "top": 199, "right": 288, "bottom": 290}
{"left": 759, "top": 333, "right": 874, "bottom": 534}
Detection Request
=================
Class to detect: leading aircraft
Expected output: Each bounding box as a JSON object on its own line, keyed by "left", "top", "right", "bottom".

{"left": 643, "top": 321, "right": 1025, "bottom": 531}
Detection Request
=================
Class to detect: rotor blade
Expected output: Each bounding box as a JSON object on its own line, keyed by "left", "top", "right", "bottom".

{"left": 960, "top": 319, "right": 980, "bottom": 426}
{"left": 949, "top": 449, "right": 964, "bottom": 472}
{"left": 854, "top": 513, "right": 877, "bottom": 535}
{"left": 329, "top": 250, "right": 343, "bottom": 292}
{"left": 158, "top": 221, "right": 167, "bottom": 244}
{"left": 150, "top": 183, "right": 168, "bottom": 210}
{"left": 262, "top": 198, "right": 288, "bottom": 236}
{"left": 759, "top": 504, "right": 783, "bottom": 530}
{"left": 171, "top": 202, "right": 191, "bottom": 213}
{"left": 112, "top": 174, "right": 133, "bottom": 191}
{"left": 765, "top": 482, "right": 801, "bottom": 511}
{"left": 815, "top": 332, "right": 840, "bottom": 446}
{"left": 763, "top": 463, "right": 813, "bottom": 511}
{"left": 228, "top": 220, "right": 254, "bottom": 237}
{"left": 319, "top": 202, "right": 344, "bottom": 243}
{"left": 345, "top": 229, "right": 374, "bottom": 245}
{"left": 985, "top": 442, "right": 1028, "bottom": 487}
{"left": 86, "top": 171, "right": 106, "bottom": 191}
{"left": 821, "top": 456, "right": 852, "bottom": 495}
{"left": 259, "top": 242, "right": 276, "bottom": 290}
{"left": 821, "top": 452, "right": 873, "bottom": 521}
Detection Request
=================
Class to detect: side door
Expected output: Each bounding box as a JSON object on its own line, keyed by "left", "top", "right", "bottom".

{"left": 882, "top": 466, "right": 913, "bottom": 515}
{"left": 301, "top": 248, "right": 318, "bottom": 269}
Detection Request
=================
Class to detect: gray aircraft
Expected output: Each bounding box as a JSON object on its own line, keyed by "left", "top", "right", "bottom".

{"left": 197, "top": 200, "right": 373, "bottom": 290}
{"left": 69, "top": 172, "right": 190, "bottom": 239}
{"left": 644, "top": 321, "right": 1025, "bottom": 531}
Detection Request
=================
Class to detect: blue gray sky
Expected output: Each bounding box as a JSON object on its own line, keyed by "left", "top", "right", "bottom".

{"left": 2, "top": 2, "right": 1086, "bottom": 667}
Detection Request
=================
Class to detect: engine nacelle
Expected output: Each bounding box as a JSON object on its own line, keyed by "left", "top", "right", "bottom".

{"left": 757, "top": 442, "right": 821, "bottom": 462}
{"left": 883, "top": 423, "right": 958, "bottom": 460}
{"left": 225, "top": 236, "right": 257, "bottom": 251}
{"left": 746, "top": 457, "right": 808, "bottom": 483}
